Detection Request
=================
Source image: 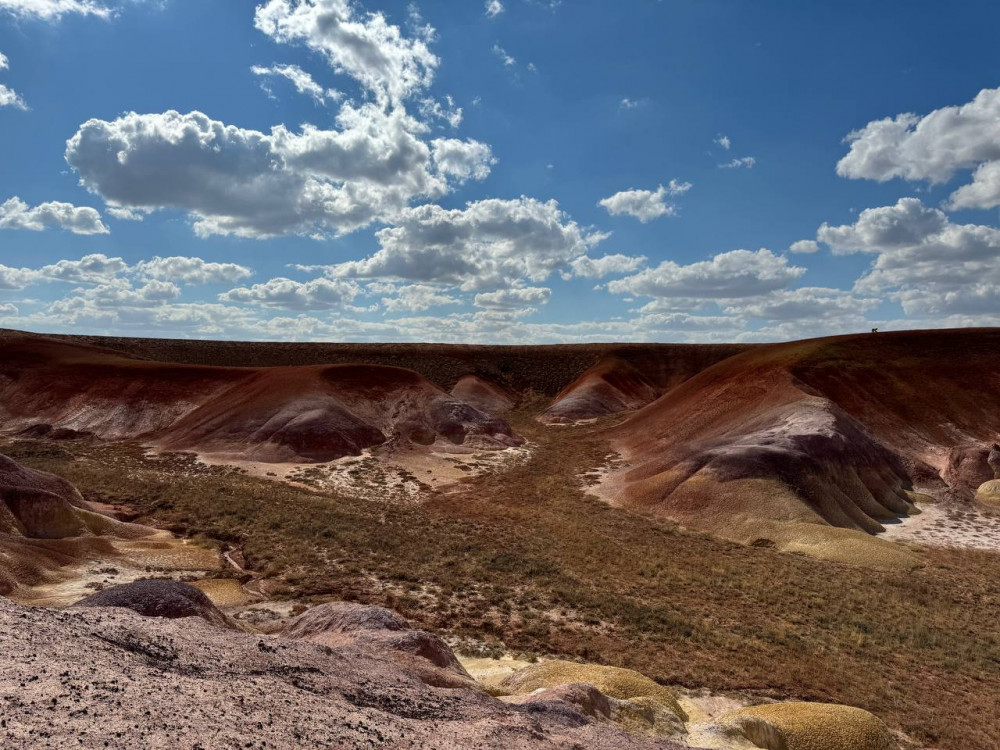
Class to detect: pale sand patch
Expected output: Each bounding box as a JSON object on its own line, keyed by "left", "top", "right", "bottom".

{"left": 192, "top": 578, "right": 254, "bottom": 608}
{"left": 674, "top": 689, "right": 748, "bottom": 726}
{"left": 582, "top": 451, "right": 629, "bottom": 504}
{"left": 185, "top": 442, "right": 535, "bottom": 502}
{"left": 880, "top": 500, "right": 1000, "bottom": 551}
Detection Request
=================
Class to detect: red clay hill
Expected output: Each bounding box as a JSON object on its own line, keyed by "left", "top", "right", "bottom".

{"left": 603, "top": 329, "right": 1000, "bottom": 565}
{"left": 539, "top": 345, "right": 750, "bottom": 424}
{"left": 2, "top": 327, "right": 997, "bottom": 567}
{"left": 0, "top": 333, "right": 520, "bottom": 463}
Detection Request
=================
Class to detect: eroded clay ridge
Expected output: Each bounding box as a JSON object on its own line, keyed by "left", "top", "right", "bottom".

{"left": 605, "top": 329, "right": 1000, "bottom": 565}
{"left": 0, "top": 453, "right": 155, "bottom": 595}
{"left": 0, "top": 334, "right": 521, "bottom": 463}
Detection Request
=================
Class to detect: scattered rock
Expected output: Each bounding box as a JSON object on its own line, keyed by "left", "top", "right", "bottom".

{"left": 0, "top": 597, "right": 690, "bottom": 748}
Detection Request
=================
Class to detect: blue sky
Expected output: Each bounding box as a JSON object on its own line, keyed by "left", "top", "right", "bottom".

{"left": 0, "top": 0, "right": 998, "bottom": 342}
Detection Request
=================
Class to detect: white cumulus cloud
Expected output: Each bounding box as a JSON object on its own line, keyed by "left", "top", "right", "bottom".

{"left": 474, "top": 286, "right": 550, "bottom": 309}
{"left": 220, "top": 277, "right": 363, "bottom": 311}
{"left": 251, "top": 63, "right": 341, "bottom": 105}
{"left": 598, "top": 180, "right": 691, "bottom": 222}
{"left": 65, "top": 107, "right": 492, "bottom": 239}
{"left": 815, "top": 198, "right": 1000, "bottom": 317}
{"left": 837, "top": 87, "right": 1000, "bottom": 210}
{"left": 608, "top": 249, "right": 805, "bottom": 299}
{"left": 136, "top": 256, "right": 253, "bottom": 285}
{"left": 0, "top": 0, "right": 112, "bottom": 20}
{"left": 0, "top": 196, "right": 108, "bottom": 234}
{"left": 254, "top": 0, "right": 438, "bottom": 105}
{"left": 568, "top": 253, "right": 647, "bottom": 279}
{"left": 326, "top": 197, "right": 608, "bottom": 291}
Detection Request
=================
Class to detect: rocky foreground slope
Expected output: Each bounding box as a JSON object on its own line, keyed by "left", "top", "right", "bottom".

{"left": 0, "top": 588, "right": 898, "bottom": 750}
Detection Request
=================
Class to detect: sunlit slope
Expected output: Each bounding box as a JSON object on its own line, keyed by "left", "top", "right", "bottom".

{"left": 607, "top": 329, "right": 1000, "bottom": 566}
{"left": 0, "top": 334, "right": 520, "bottom": 463}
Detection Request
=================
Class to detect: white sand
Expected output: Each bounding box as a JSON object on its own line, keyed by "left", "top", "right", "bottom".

{"left": 881, "top": 501, "right": 1000, "bottom": 551}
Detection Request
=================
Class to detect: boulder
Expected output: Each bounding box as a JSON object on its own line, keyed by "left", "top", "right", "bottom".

{"left": 283, "top": 602, "right": 477, "bottom": 689}
{"left": 74, "top": 579, "right": 238, "bottom": 630}
{"left": 976, "top": 479, "right": 1000, "bottom": 507}
{"left": 989, "top": 443, "right": 1000, "bottom": 479}
{"left": 943, "top": 445, "right": 995, "bottom": 501}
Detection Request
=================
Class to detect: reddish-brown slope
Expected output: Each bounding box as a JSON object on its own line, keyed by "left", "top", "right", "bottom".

{"left": 450, "top": 374, "right": 519, "bottom": 415}
{"left": 539, "top": 345, "right": 751, "bottom": 423}
{"left": 606, "top": 330, "right": 1000, "bottom": 564}
{"left": 0, "top": 334, "right": 521, "bottom": 463}
{"left": 786, "top": 329, "right": 1000, "bottom": 491}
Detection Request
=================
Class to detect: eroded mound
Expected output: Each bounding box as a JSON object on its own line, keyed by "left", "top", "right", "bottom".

{"left": 0, "top": 453, "right": 154, "bottom": 595}
{"left": 977, "top": 480, "right": 1000, "bottom": 506}
{"left": 503, "top": 681, "right": 686, "bottom": 739}
{"left": 540, "top": 346, "right": 750, "bottom": 424}
{"left": 284, "top": 602, "right": 476, "bottom": 689}
{"left": 695, "top": 702, "right": 896, "bottom": 750}
{"left": 607, "top": 368, "right": 921, "bottom": 566}
{"left": 451, "top": 374, "right": 518, "bottom": 415}
{"left": 0, "top": 598, "right": 689, "bottom": 748}
{"left": 73, "top": 579, "right": 237, "bottom": 630}
{"left": 0, "top": 334, "right": 522, "bottom": 464}
{"left": 497, "top": 660, "right": 687, "bottom": 722}
{"left": 606, "top": 331, "right": 1000, "bottom": 565}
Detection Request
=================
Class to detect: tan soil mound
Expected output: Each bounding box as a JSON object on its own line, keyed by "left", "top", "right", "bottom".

{"left": 504, "top": 682, "right": 686, "bottom": 739}
{"left": 0, "top": 334, "right": 522, "bottom": 463}
{"left": 977, "top": 479, "right": 1000, "bottom": 506}
{"left": 0, "top": 597, "right": 689, "bottom": 749}
{"left": 73, "top": 579, "right": 237, "bottom": 630}
{"left": 451, "top": 374, "right": 519, "bottom": 415}
{"left": 283, "top": 602, "right": 477, "bottom": 689}
{"left": 695, "top": 702, "right": 896, "bottom": 750}
{"left": 540, "top": 346, "right": 749, "bottom": 424}
{"left": 496, "top": 660, "right": 687, "bottom": 722}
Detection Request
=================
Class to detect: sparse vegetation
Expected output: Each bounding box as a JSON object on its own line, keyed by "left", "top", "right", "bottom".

{"left": 5, "top": 409, "right": 1000, "bottom": 749}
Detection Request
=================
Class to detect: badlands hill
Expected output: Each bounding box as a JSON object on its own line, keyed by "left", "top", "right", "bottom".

{"left": 605, "top": 329, "right": 1000, "bottom": 564}
{"left": 0, "top": 452, "right": 154, "bottom": 595}
{"left": 1, "top": 328, "right": 997, "bottom": 565}
{"left": 539, "top": 346, "right": 750, "bottom": 423}
{"left": 0, "top": 334, "right": 520, "bottom": 463}
{"left": 7, "top": 329, "right": 751, "bottom": 398}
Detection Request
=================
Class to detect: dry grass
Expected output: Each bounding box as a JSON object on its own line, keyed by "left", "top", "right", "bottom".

{"left": 5, "top": 411, "right": 1000, "bottom": 749}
